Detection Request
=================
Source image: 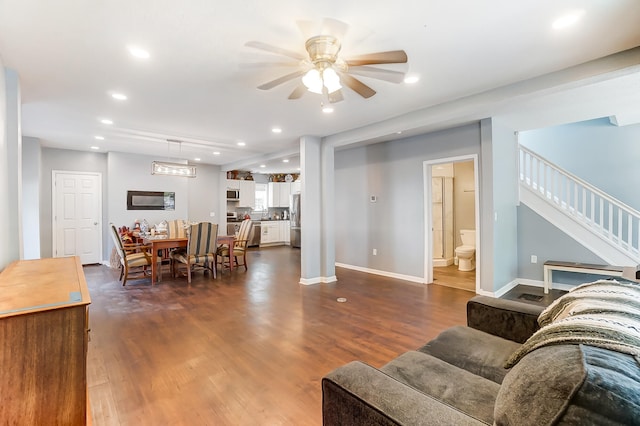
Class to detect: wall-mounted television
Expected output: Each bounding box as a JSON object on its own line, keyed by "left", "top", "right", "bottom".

{"left": 127, "top": 191, "right": 175, "bottom": 210}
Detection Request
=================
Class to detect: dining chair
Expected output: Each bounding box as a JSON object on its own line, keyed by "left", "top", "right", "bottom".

{"left": 160, "top": 219, "right": 188, "bottom": 261}
{"left": 109, "top": 223, "right": 160, "bottom": 285}
{"left": 170, "top": 222, "right": 218, "bottom": 284}
{"left": 217, "top": 219, "right": 252, "bottom": 271}
{"left": 167, "top": 219, "right": 188, "bottom": 238}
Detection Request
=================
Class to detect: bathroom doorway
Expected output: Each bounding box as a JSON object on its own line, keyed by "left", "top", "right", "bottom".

{"left": 423, "top": 155, "right": 479, "bottom": 292}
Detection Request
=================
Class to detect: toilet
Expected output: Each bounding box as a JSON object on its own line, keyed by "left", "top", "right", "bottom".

{"left": 455, "top": 229, "right": 476, "bottom": 271}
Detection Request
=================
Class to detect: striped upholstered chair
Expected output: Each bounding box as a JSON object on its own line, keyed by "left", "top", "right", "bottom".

{"left": 217, "top": 219, "right": 252, "bottom": 272}
{"left": 170, "top": 222, "right": 219, "bottom": 284}
{"left": 166, "top": 219, "right": 187, "bottom": 238}
{"left": 110, "top": 223, "right": 160, "bottom": 285}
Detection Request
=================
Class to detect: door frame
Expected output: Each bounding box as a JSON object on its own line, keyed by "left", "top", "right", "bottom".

{"left": 423, "top": 155, "right": 480, "bottom": 292}
{"left": 52, "top": 170, "right": 103, "bottom": 263}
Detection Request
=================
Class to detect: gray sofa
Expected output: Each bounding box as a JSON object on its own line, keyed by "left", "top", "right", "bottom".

{"left": 322, "top": 294, "right": 640, "bottom": 425}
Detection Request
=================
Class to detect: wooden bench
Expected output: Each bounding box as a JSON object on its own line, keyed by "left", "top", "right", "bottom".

{"left": 543, "top": 261, "right": 627, "bottom": 294}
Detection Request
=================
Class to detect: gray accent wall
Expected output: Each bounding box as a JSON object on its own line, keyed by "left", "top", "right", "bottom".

{"left": 40, "top": 147, "right": 108, "bottom": 259}
{"left": 487, "top": 119, "right": 519, "bottom": 291}
{"left": 519, "top": 117, "right": 640, "bottom": 210}
{"left": 0, "top": 63, "right": 11, "bottom": 270}
{"left": 517, "top": 204, "right": 605, "bottom": 284}
{"left": 22, "top": 137, "right": 41, "bottom": 259}
{"left": 187, "top": 162, "right": 222, "bottom": 223}
{"left": 335, "top": 123, "right": 482, "bottom": 281}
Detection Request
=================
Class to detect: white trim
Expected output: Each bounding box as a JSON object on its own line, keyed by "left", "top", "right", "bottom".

{"left": 517, "top": 278, "right": 575, "bottom": 292}
{"left": 299, "top": 275, "right": 337, "bottom": 285}
{"left": 474, "top": 279, "right": 520, "bottom": 298}
{"left": 423, "top": 155, "right": 480, "bottom": 293}
{"left": 335, "top": 262, "right": 425, "bottom": 284}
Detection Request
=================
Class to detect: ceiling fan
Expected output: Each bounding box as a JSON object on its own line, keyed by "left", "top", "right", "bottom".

{"left": 245, "top": 19, "right": 408, "bottom": 103}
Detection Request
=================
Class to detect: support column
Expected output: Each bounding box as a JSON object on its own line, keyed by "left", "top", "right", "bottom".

{"left": 299, "top": 135, "right": 336, "bottom": 284}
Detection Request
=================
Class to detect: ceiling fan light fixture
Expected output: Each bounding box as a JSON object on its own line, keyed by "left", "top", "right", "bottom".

{"left": 303, "top": 66, "right": 342, "bottom": 94}
{"left": 303, "top": 69, "right": 324, "bottom": 94}
{"left": 323, "top": 67, "right": 342, "bottom": 93}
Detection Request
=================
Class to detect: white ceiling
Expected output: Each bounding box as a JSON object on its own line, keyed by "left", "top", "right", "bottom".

{"left": 1, "top": 0, "right": 639, "bottom": 174}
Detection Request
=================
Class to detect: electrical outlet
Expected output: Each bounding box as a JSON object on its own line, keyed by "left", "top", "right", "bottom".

{"left": 209, "top": 212, "right": 215, "bottom": 217}
{"left": 373, "top": 249, "right": 377, "bottom": 256}
{"left": 531, "top": 255, "right": 537, "bottom": 264}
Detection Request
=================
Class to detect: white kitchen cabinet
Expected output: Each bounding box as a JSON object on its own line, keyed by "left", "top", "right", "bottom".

{"left": 279, "top": 182, "right": 291, "bottom": 207}
{"left": 268, "top": 182, "right": 292, "bottom": 207}
{"left": 267, "top": 183, "right": 279, "bottom": 207}
{"left": 238, "top": 180, "right": 255, "bottom": 208}
{"left": 226, "top": 179, "right": 240, "bottom": 189}
{"left": 260, "top": 221, "right": 281, "bottom": 245}
{"left": 282, "top": 220, "right": 290, "bottom": 244}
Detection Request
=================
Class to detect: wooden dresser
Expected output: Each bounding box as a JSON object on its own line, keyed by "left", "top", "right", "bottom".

{"left": 0, "top": 257, "right": 91, "bottom": 425}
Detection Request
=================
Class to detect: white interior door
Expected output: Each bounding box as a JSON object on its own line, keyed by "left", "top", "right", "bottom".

{"left": 53, "top": 171, "right": 102, "bottom": 264}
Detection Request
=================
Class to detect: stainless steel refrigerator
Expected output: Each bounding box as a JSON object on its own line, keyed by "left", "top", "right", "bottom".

{"left": 290, "top": 192, "right": 301, "bottom": 248}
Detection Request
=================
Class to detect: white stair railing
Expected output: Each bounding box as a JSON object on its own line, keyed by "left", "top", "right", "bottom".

{"left": 519, "top": 145, "right": 640, "bottom": 262}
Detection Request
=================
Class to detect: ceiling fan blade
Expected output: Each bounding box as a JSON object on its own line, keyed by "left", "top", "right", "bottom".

{"left": 340, "top": 73, "right": 376, "bottom": 99}
{"left": 348, "top": 66, "right": 406, "bottom": 83}
{"left": 257, "top": 70, "right": 306, "bottom": 90}
{"left": 345, "top": 50, "right": 408, "bottom": 66}
{"left": 245, "top": 41, "right": 306, "bottom": 60}
{"left": 328, "top": 90, "right": 344, "bottom": 103}
{"left": 288, "top": 84, "right": 307, "bottom": 99}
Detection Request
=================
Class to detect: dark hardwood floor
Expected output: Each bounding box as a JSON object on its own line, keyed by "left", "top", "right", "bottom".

{"left": 85, "top": 246, "right": 474, "bottom": 425}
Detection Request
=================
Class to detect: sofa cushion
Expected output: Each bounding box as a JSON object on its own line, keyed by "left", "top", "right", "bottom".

{"left": 494, "top": 344, "right": 640, "bottom": 425}
{"left": 381, "top": 351, "right": 500, "bottom": 424}
{"left": 418, "top": 325, "right": 521, "bottom": 384}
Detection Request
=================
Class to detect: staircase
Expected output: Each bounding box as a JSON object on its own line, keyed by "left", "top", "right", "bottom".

{"left": 519, "top": 145, "right": 640, "bottom": 266}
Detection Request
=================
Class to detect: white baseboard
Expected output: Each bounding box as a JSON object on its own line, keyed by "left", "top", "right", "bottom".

{"left": 433, "top": 258, "right": 454, "bottom": 267}
{"left": 475, "top": 279, "right": 519, "bottom": 298}
{"left": 299, "top": 275, "right": 338, "bottom": 285}
{"left": 516, "top": 278, "right": 575, "bottom": 292}
{"left": 335, "top": 263, "right": 425, "bottom": 284}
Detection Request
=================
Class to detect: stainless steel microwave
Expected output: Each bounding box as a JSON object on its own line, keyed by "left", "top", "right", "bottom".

{"left": 226, "top": 189, "right": 240, "bottom": 200}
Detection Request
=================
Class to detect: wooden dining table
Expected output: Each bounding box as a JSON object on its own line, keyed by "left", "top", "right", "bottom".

{"left": 142, "top": 234, "right": 236, "bottom": 285}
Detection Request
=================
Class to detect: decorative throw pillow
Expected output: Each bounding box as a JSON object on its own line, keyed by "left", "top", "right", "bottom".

{"left": 504, "top": 279, "right": 640, "bottom": 368}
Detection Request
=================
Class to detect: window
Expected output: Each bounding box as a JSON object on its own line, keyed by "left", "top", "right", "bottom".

{"left": 254, "top": 183, "right": 267, "bottom": 212}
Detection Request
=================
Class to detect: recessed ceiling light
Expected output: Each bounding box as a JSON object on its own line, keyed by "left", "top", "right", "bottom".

{"left": 396, "top": 131, "right": 403, "bottom": 134}
{"left": 90, "top": 146, "right": 100, "bottom": 150}
{"left": 404, "top": 75, "right": 419, "bottom": 84}
{"left": 100, "top": 118, "right": 113, "bottom": 125}
{"left": 94, "top": 135, "right": 104, "bottom": 140}
{"left": 111, "top": 93, "right": 127, "bottom": 101}
{"left": 272, "top": 127, "right": 282, "bottom": 133}
{"left": 260, "top": 164, "right": 266, "bottom": 168}
{"left": 552, "top": 10, "right": 585, "bottom": 30}
{"left": 322, "top": 106, "right": 334, "bottom": 113}
{"left": 213, "top": 151, "right": 221, "bottom": 156}
{"left": 128, "top": 46, "right": 150, "bottom": 59}
{"left": 282, "top": 159, "right": 289, "bottom": 163}
{"left": 237, "top": 141, "right": 246, "bottom": 147}
{"left": 194, "top": 158, "right": 201, "bottom": 162}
